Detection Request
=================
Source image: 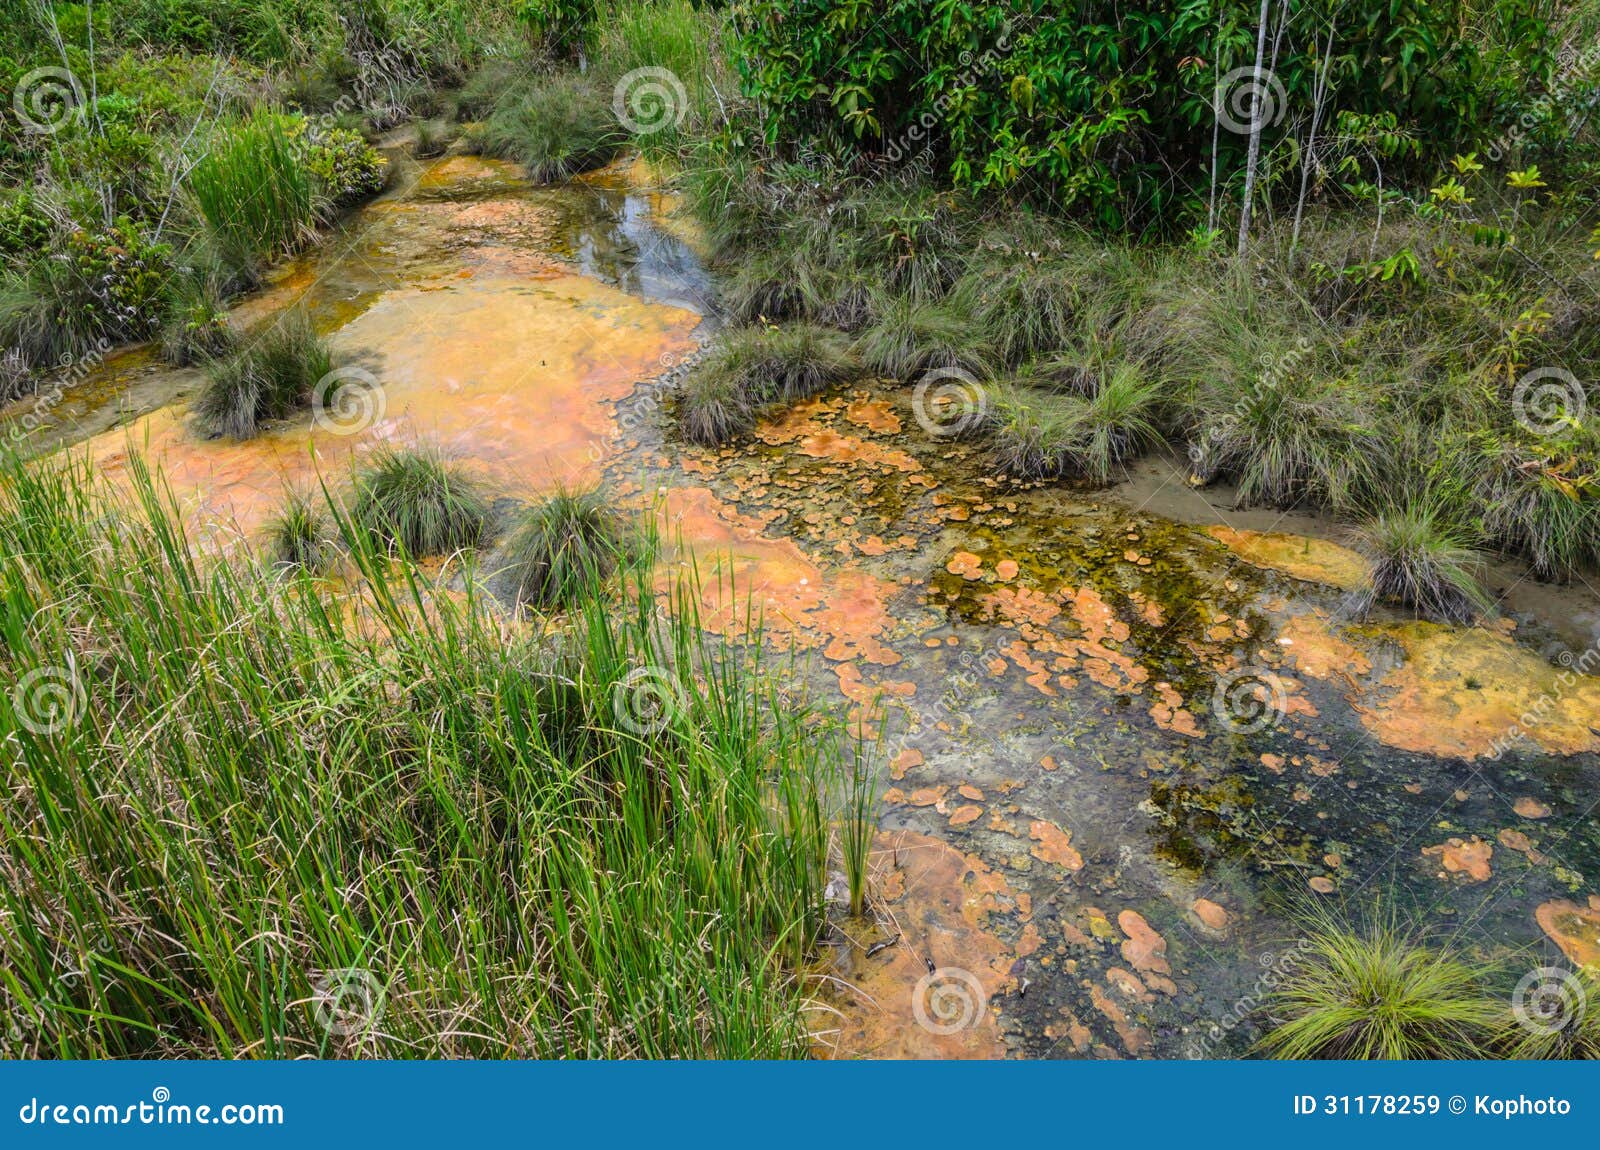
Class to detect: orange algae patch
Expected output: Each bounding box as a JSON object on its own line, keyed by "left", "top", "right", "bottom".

{"left": 820, "top": 831, "right": 1019, "bottom": 1059}
{"left": 1028, "top": 819, "right": 1084, "bottom": 871}
{"left": 84, "top": 273, "right": 699, "bottom": 540}
{"left": 1515, "top": 797, "right": 1552, "bottom": 819}
{"left": 657, "top": 486, "right": 901, "bottom": 667}
{"left": 1353, "top": 623, "right": 1600, "bottom": 760}
{"left": 1422, "top": 837, "right": 1493, "bottom": 883}
{"left": 844, "top": 397, "right": 901, "bottom": 433}
{"left": 1276, "top": 613, "right": 1372, "bottom": 682}
{"left": 1535, "top": 899, "right": 1600, "bottom": 969}
{"left": 1117, "top": 910, "right": 1170, "bottom": 975}
{"left": 1206, "top": 526, "right": 1369, "bottom": 589}
{"left": 1191, "top": 899, "right": 1229, "bottom": 932}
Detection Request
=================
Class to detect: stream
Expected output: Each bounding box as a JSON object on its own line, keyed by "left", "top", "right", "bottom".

{"left": 6, "top": 144, "right": 1600, "bottom": 1060}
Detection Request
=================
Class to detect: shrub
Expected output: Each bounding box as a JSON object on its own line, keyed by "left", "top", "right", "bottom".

{"left": 854, "top": 295, "right": 991, "bottom": 380}
{"left": 0, "top": 220, "right": 171, "bottom": 370}
{"left": 466, "top": 72, "right": 622, "bottom": 183}
{"left": 734, "top": 0, "right": 1556, "bottom": 231}
{"left": 192, "top": 312, "right": 331, "bottom": 439}
{"left": 1353, "top": 503, "right": 1493, "bottom": 624}
{"left": 676, "top": 324, "right": 858, "bottom": 445}
{"left": 296, "top": 123, "right": 388, "bottom": 204}
{"left": 265, "top": 488, "right": 338, "bottom": 571}
{"left": 351, "top": 444, "right": 494, "bottom": 556}
{"left": 497, "top": 487, "right": 637, "bottom": 608}
{"left": 1261, "top": 917, "right": 1500, "bottom": 1059}
{"left": 187, "top": 113, "right": 320, "bottom": 269}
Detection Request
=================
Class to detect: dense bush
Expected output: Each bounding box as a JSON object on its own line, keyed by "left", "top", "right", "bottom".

{"left": 732, "top": 0, "right": 1563, "bottom": 230}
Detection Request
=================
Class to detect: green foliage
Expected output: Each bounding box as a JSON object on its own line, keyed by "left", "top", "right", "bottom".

{"left": 496, "top": 486, "right": 639, "bottom": 608}
{"left": 466, "top": 71, "right": 624, "bottom": 183}
{"left": 0, "top": 446, "right": 840, "bottom": 1058}
{"left": 193, "top": 312, "right": 331, "bottom": 439}
{"left": 294, "top": 122, "right": 389, "bottom": 204}
{"left": 515, "top": 0, "right": 596, "bottom": 59}
{"left": 351, "top": 443, "right": 494, "bottom": 556}
{"left": 1261, "top": 917, "right": 1502, "bottom": 1059}
{"left": 187, "top": 113, "right": 321, "bottom": 271}
{"left": 0, "top": 220, "right": 171, "bottom": 370}
{"left": 732, "top": 0, "right": 1558, "bottom": 230}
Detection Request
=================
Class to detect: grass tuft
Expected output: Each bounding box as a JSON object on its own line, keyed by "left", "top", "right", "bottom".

{"left": 1261, "top": 915, "right": 1501, "bottom": 1059}
{"left": 496, "top": 486, "right": 639, "bottom": 608}
{"left": 351, "top": 444, "right": 494, "bottom": 557}
{"left": 677, "top": 324, "right": 859, "bottom": 445}
{"left": 1353, "top": 503, "right": 1493, "bottom": 623}
{"left": 192, "top": 312, "right": 331, "bottom": 439}
{"left": 265, "top": 487, "right": 338, "bottom": 571}
{"left": 466, "top": 72, "right": 624, "bottom": 184}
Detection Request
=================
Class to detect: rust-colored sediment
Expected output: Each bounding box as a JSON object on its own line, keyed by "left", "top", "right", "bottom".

{"left": 818, "top": 830, "right": 1019, "bottom": 1059}
{"left": 1206, "top": 526, "right": 1369, "bottom": 589}
{"left": 83, "top": 273, "right": 699, "bottom": 540}
{"left": 1353, "top": 623, "right": 1600, "bottom": 760}
{"left": 1535, "top": 898, "right": 1600, "bottom": 969}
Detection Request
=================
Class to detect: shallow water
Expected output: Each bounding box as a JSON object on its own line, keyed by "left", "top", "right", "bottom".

{"left": 8, "top": 146, "right": 1598, "bottom": 1060}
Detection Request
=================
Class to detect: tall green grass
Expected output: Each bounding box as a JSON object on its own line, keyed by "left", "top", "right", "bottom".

{"left": 187, "top": 113, "right": 321, "bottom": 272}
{"left": 0, "top": 446, "right": 842, "bottom": 1058}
